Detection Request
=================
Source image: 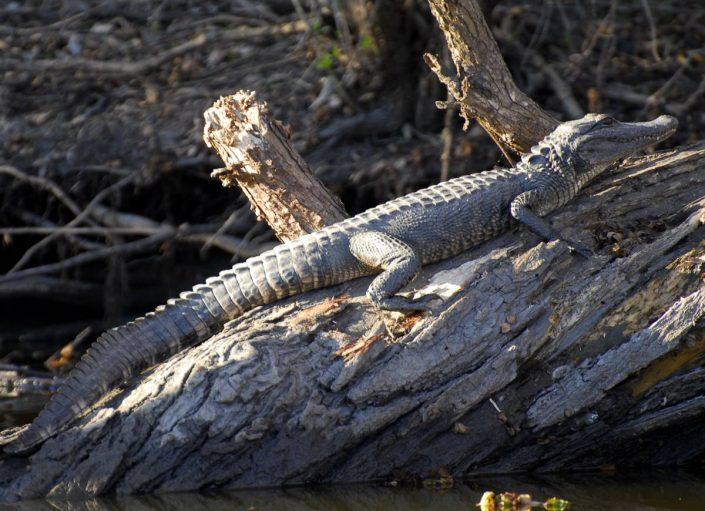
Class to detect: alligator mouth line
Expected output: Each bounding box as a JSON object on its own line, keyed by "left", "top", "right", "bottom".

{"left": 610, "top": 131, "right": 675, "bottom": 144}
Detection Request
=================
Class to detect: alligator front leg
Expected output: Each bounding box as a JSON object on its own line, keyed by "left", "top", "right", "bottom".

{"left": 511, "top": 189, "right": 593, "bottom": 258}
{"left": 349, "top": 231, "right": 434, "bottom": 311}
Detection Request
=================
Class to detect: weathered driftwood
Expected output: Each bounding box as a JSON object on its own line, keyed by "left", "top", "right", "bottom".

{"left": 204, "top": 91, "right": 348, "bottom": 242}
{"left": 425, "top": 0, "right": 559, "bottom": 158}
{"left": 3, "top": 142, "right": 705, "bottom": 500}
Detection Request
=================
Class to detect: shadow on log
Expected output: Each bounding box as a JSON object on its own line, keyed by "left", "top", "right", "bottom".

{"left": 2, "top": 142, "right": 705, "bottom": 499}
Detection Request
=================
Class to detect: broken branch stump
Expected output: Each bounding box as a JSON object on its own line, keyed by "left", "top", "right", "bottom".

{"left": 204, "top": 91, "right": 348, "bottom": 242}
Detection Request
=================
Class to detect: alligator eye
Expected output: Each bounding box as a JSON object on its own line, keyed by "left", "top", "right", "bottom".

{"left": 601, "top": 117, "right": 617, "bottom": 126}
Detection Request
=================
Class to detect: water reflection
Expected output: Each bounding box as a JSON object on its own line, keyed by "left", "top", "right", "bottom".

{"left": 4, "top": 471, "right": 705, "bottom": 511}
{"left": 0, "top": 395, "right": 46, "bottom": 431}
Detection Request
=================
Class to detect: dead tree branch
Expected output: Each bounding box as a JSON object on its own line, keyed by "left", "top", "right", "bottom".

{"left": 0, "top": 230, "right": 175, "bottom": 285}
{"left": 425, "top": 0, "right": 559, "bottom": 154}
{"left": 204, "top": 90, "right": 348, "bottom": 242}
{"left": 5, "top": 174, "right": 137, "bottom": 273}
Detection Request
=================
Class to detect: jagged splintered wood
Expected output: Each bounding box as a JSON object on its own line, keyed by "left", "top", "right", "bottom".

{"left": 203, "top": 91, "right": 348, "bottom": 242}
{"left": 426, "top": 0, "right": 559, "bottom": 156}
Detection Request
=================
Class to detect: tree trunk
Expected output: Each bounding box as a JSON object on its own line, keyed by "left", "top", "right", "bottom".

{"left": 3, "top": 143, "right": 705, "bottom": 500}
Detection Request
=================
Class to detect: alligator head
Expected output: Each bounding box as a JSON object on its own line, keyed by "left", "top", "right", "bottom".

{"left": 551, "top": 113, "right": 678, "bottom": 176}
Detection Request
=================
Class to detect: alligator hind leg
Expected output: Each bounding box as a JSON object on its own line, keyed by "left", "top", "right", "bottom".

{"left": 349, "top": 231, "right": 433, "bottom": 311}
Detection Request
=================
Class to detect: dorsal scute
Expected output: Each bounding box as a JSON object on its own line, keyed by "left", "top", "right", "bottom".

{"left": 520, "top": 137, "right": 553, "bottom": 166}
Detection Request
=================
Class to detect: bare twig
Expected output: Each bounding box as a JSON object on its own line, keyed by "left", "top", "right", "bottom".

{"left": 535, "top": 57, "right": 584, "bottom": 118}
{"left": 7, "top": 174, "right": 137, "bottom": 272}
{"left": 0, "top": 230, "right": 175, "bottom": 285}
{"left": 670, "top": 76, "right": 705, "bottom": 116}
{"left": 594, "top": 2, "right": 619, "bottom": 87}
{"left": 0, "top": 165, "right": 83, "bottom": 217}
{"left": 166, "top": 13, "right": 271, "bottom": 32}
{"left": 0, "top": 34, "right": 208, "bottom": 75}
{"left": 566, "top": 0, "right": 619, "bottom": 80}
{"left": 640, "top": 0, "right": 661, "bottom": 62}
{"left": 68, "top": 165, "right": 134, "bottom": 177}
{"left": 641, "top": 63, "right": 689, "bottom": 116}
{"left": 496, "top": 31, "right": 584, "bottom": 119}
{"left": 199, "top": 209, "right": 242, "bottom": 257}
{"left": 229, "top": 0, "right": 282, "bottom": 24}
{"left": 330, "top": 0, "right": 357, "bottom": 72}
{"left": 19, "top": 212, "right": 104, "bottom": 252}
{"left": 601, "top": 84, "right": 681, "bottom": 116}
{"left": 183, "top": 232, "right": 270, "bottom": 257}
{"left": 90, "top": 204, "right": 267, "bottom": 257}
{"left": 1, "top": 227, "right": 161, "bottom": 235}
{"left": 0, "top": 224, "right": 268, "bottom": 258}
{"left": 0, "top": 8, "right": 89, "bottom": 35}
{"left": 0, "top": 276, "right": 102, "bottom": 304}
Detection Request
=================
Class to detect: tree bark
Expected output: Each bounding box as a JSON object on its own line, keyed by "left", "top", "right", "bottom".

{"left": 425, "top": 0, "right": 559, "bottom": 157}
{"left": 204, "top": 91, "right": 348, "bottom": 242}
{"left": 3, "top": 143, "right": 705, "bottom": 500}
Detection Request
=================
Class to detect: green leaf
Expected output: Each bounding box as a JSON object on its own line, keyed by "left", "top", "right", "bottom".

{"left": 316, "top": 53, "right": 336, "bottom": 70}
{"left": 544, "top": 497, "right": 571, "bottom": 511}
{"left": 360, "top": 35, "right": 375, "bottom": 50}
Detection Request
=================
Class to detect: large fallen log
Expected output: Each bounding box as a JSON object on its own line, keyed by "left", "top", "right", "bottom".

{"left": 2, "top": 142, "right": 705, "bottom": 499}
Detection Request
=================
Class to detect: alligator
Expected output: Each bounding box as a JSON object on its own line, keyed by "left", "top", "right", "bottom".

{"left": 3, "top": 113, "right": 677, "bottom": 455}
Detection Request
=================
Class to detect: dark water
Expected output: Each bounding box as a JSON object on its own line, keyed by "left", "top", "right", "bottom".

{"left": 4, "top": 473, "right": 705, "bottom": 510}
{"left": 1, "top": 401, "right": 702, "bottom": 510}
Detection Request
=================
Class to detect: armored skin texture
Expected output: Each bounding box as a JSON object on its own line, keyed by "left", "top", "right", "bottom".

{"left": 3, "top": 113, "right": 678, "bottom": 455}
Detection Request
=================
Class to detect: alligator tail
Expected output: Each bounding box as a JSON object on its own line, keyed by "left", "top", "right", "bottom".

{"left": 3, "top": 238, "right": 325, "bottom": 455}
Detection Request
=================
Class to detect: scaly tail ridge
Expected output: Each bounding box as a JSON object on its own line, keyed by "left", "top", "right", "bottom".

{"left": 3, "top": 240, "right": 321, "bottom": 455}
{"left": 3, "top": 300, "right": 212, "bottom": 455}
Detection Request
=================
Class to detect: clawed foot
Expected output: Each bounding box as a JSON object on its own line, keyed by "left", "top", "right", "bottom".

{"left": 374, "top": 293, "right": 442, "bottom": 312}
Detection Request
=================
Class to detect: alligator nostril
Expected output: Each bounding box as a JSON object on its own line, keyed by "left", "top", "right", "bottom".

{"left": 657, "top": 115, "right": 678, "bottom": 130}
